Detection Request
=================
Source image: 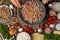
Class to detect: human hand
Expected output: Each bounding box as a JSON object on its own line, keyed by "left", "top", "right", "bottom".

{"left": 10, "top": 0, "right": 21, "bottom": 8}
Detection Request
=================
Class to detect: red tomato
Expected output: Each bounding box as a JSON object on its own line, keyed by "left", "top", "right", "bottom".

{"left": 48, "top": 17, "right": 51, "bottom": 21}
{"left": 15, "top": 22, "right": 19, "bottom": 27}
{"left": 40, "top": 25, "right": 45, "bottom": 29}
{"left": 48, "top": 21, "right": 52, "bottom": 25}
{"left": 47, "top": 16, "right": 58, "bottom": 25}
{"left": 23, "top": 25, "right": 34, "bottom": 34}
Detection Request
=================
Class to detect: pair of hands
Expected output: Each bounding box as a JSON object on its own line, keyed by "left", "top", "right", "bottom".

{"left": 10, "top": 0, "right": 50, "bottom": 8}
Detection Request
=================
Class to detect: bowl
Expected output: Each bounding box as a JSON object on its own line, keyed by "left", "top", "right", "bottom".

{"left": 18, "top": 0, "right": 46, "bottom": 25}
{"left": 0, "top": 5, "right": 12, "bottom": 24}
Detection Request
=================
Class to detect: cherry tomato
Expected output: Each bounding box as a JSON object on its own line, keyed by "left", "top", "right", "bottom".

{"left": 40, "top": 25, "right": 45, "bottom": 29}
{"left": 23, "top": 25, "right": 34, "bottom": 35}
{"left": 15, "top": 22, "right": 19, "bottom": 27}
{"left": 47, "top": 16, "right": 58, "bottom": 25}
{"left": 48, "top": 21, "right": 52, "bottom": 25}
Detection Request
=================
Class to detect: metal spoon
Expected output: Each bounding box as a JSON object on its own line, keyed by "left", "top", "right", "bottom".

{"left": 9, "top": 4, "right": 14, "bottom": 17}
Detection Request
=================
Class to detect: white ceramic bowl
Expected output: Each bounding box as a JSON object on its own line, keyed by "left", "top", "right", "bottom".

{"left": 0, "top": 5, "right": 12, "bottom": 24}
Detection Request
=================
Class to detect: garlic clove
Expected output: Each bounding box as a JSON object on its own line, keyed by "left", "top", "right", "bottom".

{"left": 18, "top": 28, "right": 23, "bottom": 32}
{"left": 37, "top": 28, "right": 42, "bottom": 33}
{"left": 49, "top": 4, "right": 53, "bottom": 8}
{"left": 49, "top": 24, "right": 55, "bottom": 28}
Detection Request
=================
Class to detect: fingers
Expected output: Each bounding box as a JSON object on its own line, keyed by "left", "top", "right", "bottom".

{"left": 10, "top": 0, "right": 21, "bottom": 8}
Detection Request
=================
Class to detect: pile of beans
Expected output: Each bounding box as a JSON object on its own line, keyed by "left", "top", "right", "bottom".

{"left": 21, "top": 0, "right": 43, "bottom": 23}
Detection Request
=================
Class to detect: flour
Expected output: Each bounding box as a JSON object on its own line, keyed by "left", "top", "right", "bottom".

{"left": 17, "top": 32, "right": 31, "bottom": 40}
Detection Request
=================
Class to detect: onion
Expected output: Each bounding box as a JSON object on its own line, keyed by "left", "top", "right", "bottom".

{"left": 45, "top": 27, "right": 52, "bottom": 34}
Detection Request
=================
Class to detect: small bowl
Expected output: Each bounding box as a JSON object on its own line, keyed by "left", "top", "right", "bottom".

{"left": 0, "top": 5, "right": 12, "bottom": 23}
{"left": 10, "top": 17, "right": 17, "bottom": 24}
